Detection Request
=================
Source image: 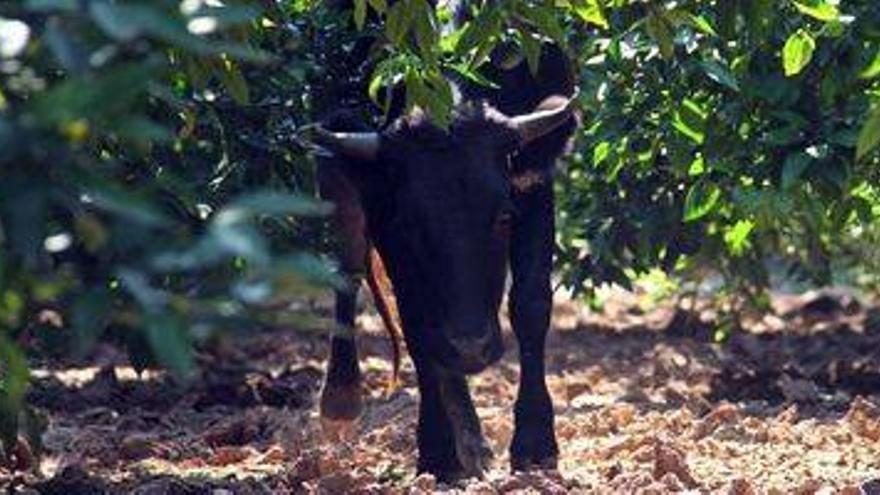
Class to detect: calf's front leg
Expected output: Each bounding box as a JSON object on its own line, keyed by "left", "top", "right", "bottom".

{"left": 508, "top": 182, "right": 558, "bottom": 471}
{"left": 435, "top": 367, "right": 493, "bottom": 479}
{"left": 412, "top": 357, "right": 461, "bottom": 479}
{"left": 409, "top": 344, "right": 492, "bottom": 481}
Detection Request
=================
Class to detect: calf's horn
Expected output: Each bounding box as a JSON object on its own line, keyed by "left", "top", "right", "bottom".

{"left": 510, "top": 90, "right": 578, "bottom": 144}
{"left": 314, "top": 127, "right": 381, "bottom": 161}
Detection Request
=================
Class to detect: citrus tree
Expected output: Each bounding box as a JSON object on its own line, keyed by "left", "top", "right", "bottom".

{"left": 334, "top": 0, "right": 880, "bottom": 301}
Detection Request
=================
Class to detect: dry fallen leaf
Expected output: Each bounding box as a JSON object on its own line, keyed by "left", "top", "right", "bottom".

{"left": 208, "top": 446, "right": 251, "bottom": 467}
{"left": 727, "top": 477, "right": 756, "bottom": 495}
{"left": 693, "top": 402, "right": 740, "bottom": 439}
{"left": 653, "top": 441, "right": 699, "bottom": 489}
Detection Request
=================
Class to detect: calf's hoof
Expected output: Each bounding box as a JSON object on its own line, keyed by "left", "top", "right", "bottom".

{"left": 510, "top": 425, "right": 558, "bottom": 472}
{"left": 419, "top": 438, "right": 492, "bottom": 483}
{"left": 454, "top": 430, "right": 494, "bottom": 480}
{"left": 319, "top": 381, "right": 363, "bottom": 422}
{"left": 417, "top": 456, "right": 463, "bottom": 484}
{"left": 510, "top": 454, "right": 558, "bottom": 472}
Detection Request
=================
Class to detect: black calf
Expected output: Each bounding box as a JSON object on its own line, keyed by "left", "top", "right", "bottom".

{"left": 310, "top": 4, "right": 577, "bottom": 481}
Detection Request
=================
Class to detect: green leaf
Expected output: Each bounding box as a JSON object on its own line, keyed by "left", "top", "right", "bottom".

{"left": 72, "top": 289, "right": 113, "bottom": 356}
{"left": 718, "top": 0, "right": 738, "bottom": 39}
{"left": 569, "top": 0, "right": 608, "bottom": 30}
{"left": 417, "top": 70, "right": 454, "bottom": 129}
{"left": 0, "top": 335, "right": 29, "bottom": 452}
{"left": 518, "top": 28, "right": 542, "bottom": 76}
{"left": 274, "top": 253, "right": 345, "bottom": 290}
{"left": 856, "top": 107, "right": 880, "bottom": 162}
{"left": 670, "top": 138, "right": 697, "bottom": 176}
{"left": 385, "top": 0, "right": 413, "bottom": 46}
{"left": 672, "top": 99, "right": 708, "bottom": 145}
{"left": 118, "top": 269, "right": 168, "bottom": 312}
{"left": 665, "top": 9, "right": 717, "bottom": 37}
{"left": 31, "top": 63, "right": 155, "bottom": 125}
{"left": 724, "top": 219, "right": 755, "bottom": 256}
{"left": 412, "top": 0, "right": 437, "bottom": 63}
{"left": 782, "top": 29, "right": 816, "bottom": 77}
{"left": 115, "top": 117, "right": 174, "bottom": 145}
{"left": 782, "top": 152, "right": 811, "bottom": 189}
{"left": 144, "top": 313, "right": 194, "bottom": 380}
{"left": 219, "top": 62, "right": 250, "bottom": 105}
{"left": 744, "top": 0, "right": 778, "bottom": 44}
{"left": 24, "top": 0, "right": 77, "bottom": 11}
{"left": 367, "top": 0, "right": 387, "bottom": 14}
{"left": 439, "top": 24, "right": 464, "bottom": 54}
{"left": 43, "top": 20, "right": 87, "bottom": 72}
{"left": 593, "top": 141, "right": 611, "bottom": 166}
{"left": 353, "top": 0, "right": 367, "bottom": 30}
{"left": 683, "top": 181, "right": 722, "bottom": 222}
{"left": 860, "top": 48, "right": 880, "bottom": 80}
{"left": 0, "top": 290, "right": 25, "bottom": 329}
{"left": 701, "top": 59, "right": 740, "bottom": 91}
{"left": 85, "top": 185, "right": 172, "bottom": 228}
{"left": 792, "top": 1, "right": 840, "bottom": 22}
{"left": 89, "top": 1, "right": 144, "bottom": 41}
{"left": 185, "top": 5, "right": 262, "bottom": 27}
{"left": 645, "top": 8, "right": 675, "bottom": 60}
{"left": 454, "top": 7, "right": 502, "bottom": 62}
{"left": 0, "top": 336, "right": 28, "bottom": 407}
{"left": 368, "top": 71, "right": 386, "bottom": 109}
{"left": 850, "top": 196, "right": 875, "bottom": 225}
{"left": 227, "top": 191, "right": 334, "bottom": 218}
{"left": 209, "top": 222, "right": 270, "bottom": 266}
{"left": 447, "top": 62, "right": 499, "bottom": 89}
{"left": 515, "top": 3, "right": 565, "bottom": 46}
{"left": 0, "top": 186, "right": 47, "bottom": 268}
{"left": 685, "top": 14, "right": 717, "bottom": 37}
{"left": 88, "top": 1, "right": 270, "bottom": 62}
{"left": 688, "top": 155, "right": 705, "bottom": 176}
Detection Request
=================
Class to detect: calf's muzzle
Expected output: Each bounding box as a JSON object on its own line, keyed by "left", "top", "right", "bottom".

{"left": 436, "top": 323, "right": 504, "bottom": 375}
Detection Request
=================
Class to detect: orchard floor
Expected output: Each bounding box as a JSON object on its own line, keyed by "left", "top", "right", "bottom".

{"left": 6, "top": 288, "right": 880, "bottom": 493}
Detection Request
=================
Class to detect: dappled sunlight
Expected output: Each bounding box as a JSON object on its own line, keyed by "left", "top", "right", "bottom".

{"left": 31, "top": 366, "right": 165, "bottom": 389}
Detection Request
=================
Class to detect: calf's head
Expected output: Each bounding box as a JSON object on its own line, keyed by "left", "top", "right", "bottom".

{"left": 317, "top": 97, "right": 573, "bottom": 374}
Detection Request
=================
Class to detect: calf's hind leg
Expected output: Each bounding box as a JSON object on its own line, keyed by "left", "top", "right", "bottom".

{"left": 508, "top": 182, "right": 558, "bottom": 471}
{"left": 320, "top": 286, "right": 364, "bottom": 421}
{"left": 318, "top": 164, "right": 366, "bottom": 421}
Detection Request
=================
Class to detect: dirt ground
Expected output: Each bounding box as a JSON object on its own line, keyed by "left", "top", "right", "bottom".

{"left": 5, "top": 287, "right": 880, "bottom": 493}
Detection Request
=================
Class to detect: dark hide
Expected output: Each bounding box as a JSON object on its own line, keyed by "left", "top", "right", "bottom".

{"left": 313, "top": 3, "right": 577, "bottom": 481}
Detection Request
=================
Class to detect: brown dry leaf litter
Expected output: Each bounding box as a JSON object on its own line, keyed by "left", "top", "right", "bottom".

{"left": 3, "top": 288, "right": 880, "bottom": 493}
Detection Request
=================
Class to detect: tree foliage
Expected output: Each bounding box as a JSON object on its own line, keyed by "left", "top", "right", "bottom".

{"left": 0, "top": 0, "right": 344, "bottom": 454}
{"left": 554, "top": 0, "right": 880, "bottom": 304}
{"left": 305, "top": 0, "right": 880, "bottom": 300}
